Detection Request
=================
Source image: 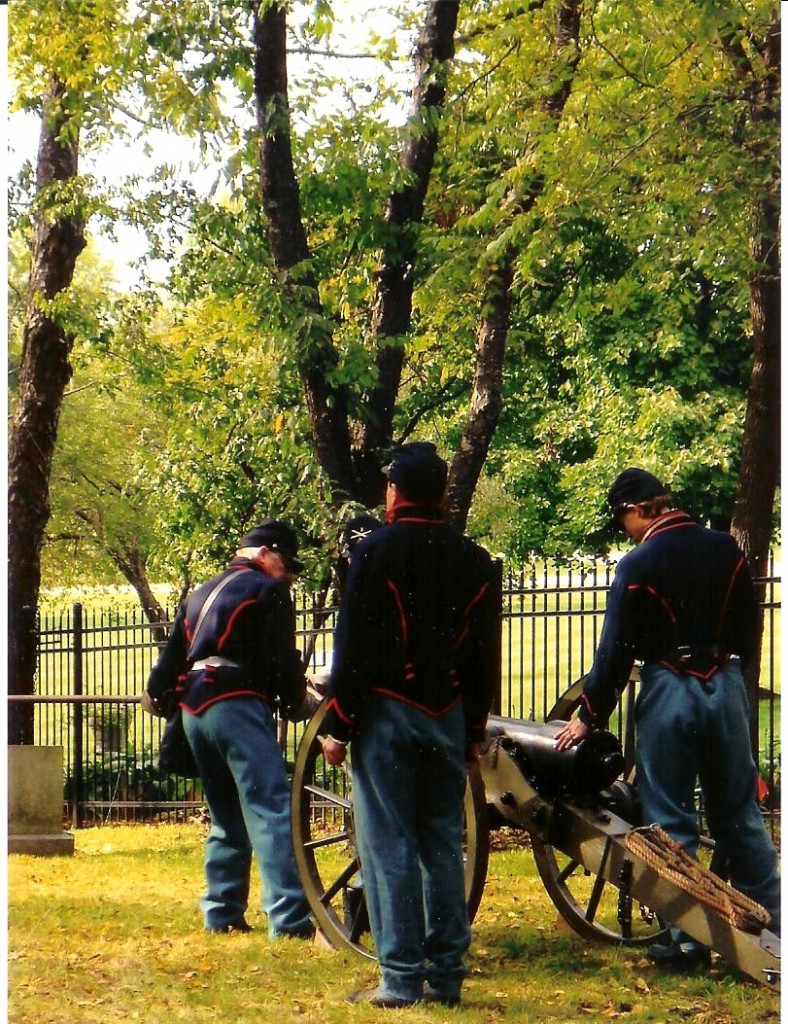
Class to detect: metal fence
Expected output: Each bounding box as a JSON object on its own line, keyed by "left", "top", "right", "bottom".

{"left": 16, "top": 555, "right": 781, "bottom": 828}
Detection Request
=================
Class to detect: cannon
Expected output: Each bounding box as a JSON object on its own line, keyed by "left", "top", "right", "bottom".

{"left": 291, "top": 683, "right": 780, "bottom": 991}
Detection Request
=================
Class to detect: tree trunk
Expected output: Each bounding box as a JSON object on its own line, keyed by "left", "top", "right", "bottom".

{"left": 107, "top": 543, "right": 168, "bottom": 644}
{"left": 724, "top": 18, "right": 780, "bottom": 751}
{"left": 447, "top": 0, "right": 582, "bottom": 529}
{"left": 446, "top": 267, "right": 512, "bottom": 529}
{"left": 254, "top": 2, "right": 460, "bottom": 510}
{"left": 8, "top": 75, "right": 85, "bottom": 745}
{"left": 253, "top": 2, "right": 354, "bottom": 503}
{"left": 729, "top": 16, "right": 780, "bottom": 574}
{"left": 360, "top": 0, "right": 460, "bottom": 486}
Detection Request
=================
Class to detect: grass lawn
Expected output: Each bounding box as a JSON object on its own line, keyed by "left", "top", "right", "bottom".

{"left": 8, "top": 824, "right": 781, "bottom": 1024}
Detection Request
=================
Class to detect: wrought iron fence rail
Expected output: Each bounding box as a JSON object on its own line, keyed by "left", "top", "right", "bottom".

{"left": 10, "top": 695, "right": 139, "bottom": 704}
{"left": 85, "top": 801, "right": 204, "bottom": 811}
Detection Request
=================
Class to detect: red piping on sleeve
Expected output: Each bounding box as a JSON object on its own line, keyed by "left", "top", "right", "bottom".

{"left": 325, "top": 695, "right": 354, "bottom": 727}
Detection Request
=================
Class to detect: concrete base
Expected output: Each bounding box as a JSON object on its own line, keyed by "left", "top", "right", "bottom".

{"left": 9, "top": 833, "right": 75, "bottom": 856}
{"left": 8, "top": 745, "right": 74, "bottom": 857}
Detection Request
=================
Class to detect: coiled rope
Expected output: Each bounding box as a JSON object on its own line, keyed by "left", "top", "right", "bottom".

{"left": 624, "top": 824, "right": 771, "bottom": 933}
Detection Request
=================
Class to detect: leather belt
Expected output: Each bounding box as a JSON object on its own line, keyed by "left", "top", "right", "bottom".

{"left": 191, "top": 657, "right": 241, "bottom": 671}
{"left": 675, "top": 644, "right": 726, "bottom": 661}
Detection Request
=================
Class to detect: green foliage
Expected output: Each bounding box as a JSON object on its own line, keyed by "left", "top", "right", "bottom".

{"left": 9, "top": 0, "right": 780, "bottom": 592}
{"left": 411, "top": 0, "right": 778, "bottom": 553}
{"left": 64, "top": 752, "right": 196, "bottom": 815}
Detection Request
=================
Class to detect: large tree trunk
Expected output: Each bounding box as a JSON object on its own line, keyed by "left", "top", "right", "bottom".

{"left": 447, "top": 0, "right": 582, "bottom": 529}
{"left": 8, "top": 75, "right": 86, "bottom": 745}
{"left": 359, "top": 0, "right": 460, "bottom": 496}
{"left": 253, "top": 2, "right": 459, "bottom": 509}
{"left": 447, "top": 268, "right": 512, "bottom": 528}
{"left": 253, "top": 2, "right": 354, "bottom": 503}
{"left": 724, "top": 18, "right": 780, "bottom": 750}
{"left": 729, "top": 16, "right": 780, "bottom": 572}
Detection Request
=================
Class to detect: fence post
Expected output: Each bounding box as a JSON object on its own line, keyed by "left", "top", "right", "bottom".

{"left": 491, "top": 559, "right": 504, "bottom": 716}
{"left": 72, "top": 603, "right": 84, "bottom": 829}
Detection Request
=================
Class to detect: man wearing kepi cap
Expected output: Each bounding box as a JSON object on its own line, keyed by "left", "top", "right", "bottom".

{"left": 555, "top": 469, "right": 781, "bottom": 968}
{"left": 143, "top": 519, "right": 315, "bottom": 938}
{"left": 321, "top": 442, "right": 499, "bottom": 1008}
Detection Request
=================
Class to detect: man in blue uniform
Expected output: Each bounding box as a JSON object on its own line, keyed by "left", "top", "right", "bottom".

{"left": 143, "top": 520, "right": 314, "bottom": 939}
{"left": 321, "top": 442, "right": 499, "bottom": 1008}
{"left": 555, "top": 469, "right": 780, "bottom": 967}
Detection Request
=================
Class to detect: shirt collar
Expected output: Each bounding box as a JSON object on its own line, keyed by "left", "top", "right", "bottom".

{"left": 640, "top": 509, "right": 693, "bottom": 543}
{"left": 385, "top": 496, "right": 445, "bottom": 524}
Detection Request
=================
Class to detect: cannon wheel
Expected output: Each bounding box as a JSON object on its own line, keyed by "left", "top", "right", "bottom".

{"left": 530, "top": 677, "right": 669, "bottom": 946}
{"left": 291, "top": 701, "right": 489, "bottom": 958}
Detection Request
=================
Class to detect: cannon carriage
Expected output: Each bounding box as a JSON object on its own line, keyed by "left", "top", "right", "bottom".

{"left": 290, "top": 682, "right": 780, "bottom": 991}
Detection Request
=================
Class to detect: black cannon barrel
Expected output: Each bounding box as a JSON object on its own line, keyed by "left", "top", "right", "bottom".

{"left": 485, "top": 715, "right": 624, "bottom": 801}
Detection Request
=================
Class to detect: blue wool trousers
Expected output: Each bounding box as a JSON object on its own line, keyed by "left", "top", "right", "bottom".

{"left": 635, "top": 661, "right": 780, "bottom": 934}
{"left": 351, "top": 696, "right": 471, "bottom": 1002}
{"left": 182, "top": 697, "right": 312, "bottom": 937}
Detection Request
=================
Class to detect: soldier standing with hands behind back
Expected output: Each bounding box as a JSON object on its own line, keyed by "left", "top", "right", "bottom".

{"left": 555, "top": 469, "right": 781, "bottom": 969}
{"left": 321, "top": 442, "right": 499, "bottom": 1008}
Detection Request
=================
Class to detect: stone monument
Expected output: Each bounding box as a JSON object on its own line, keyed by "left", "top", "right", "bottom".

{"left": 8, "top": 745, "right": 75, "bottom": 856}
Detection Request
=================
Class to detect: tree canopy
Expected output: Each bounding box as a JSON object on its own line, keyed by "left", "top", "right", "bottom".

{"left": 8, "top": 0, "right": 780, "bottom": 594}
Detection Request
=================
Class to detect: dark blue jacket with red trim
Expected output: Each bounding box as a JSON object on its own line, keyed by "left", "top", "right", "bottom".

{"left": 146, "top": 557, "right": 307, "bottom": 716}
{"left": 322, "top": 503, "right": 499, "bottom": 746}
{"left": 578, "top": 510, "right": 757, "bottom": 726}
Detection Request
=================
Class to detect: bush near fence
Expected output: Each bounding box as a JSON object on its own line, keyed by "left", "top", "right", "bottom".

{"left": 26, "top": 556, "right": 781, "bottom": 827}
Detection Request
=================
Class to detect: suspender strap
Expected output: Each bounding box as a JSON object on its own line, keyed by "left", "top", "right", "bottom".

{"left": 187, "top": 569, "right": 249, "bottom": 660}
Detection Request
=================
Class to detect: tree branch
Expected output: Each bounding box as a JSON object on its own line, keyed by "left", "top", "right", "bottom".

{"left": 253, "top": 1, "right": 354, "bottom": 503}
{"left": 359, "top": 0, "right": 460, "bottom": 477}
{"left": 447, "top": 0, "right": 583, "bottom": 530}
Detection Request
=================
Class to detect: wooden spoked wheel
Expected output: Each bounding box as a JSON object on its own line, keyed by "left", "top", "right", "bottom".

{"left": 291, "top": 701, "right": 490, "bottom": 957}
{"left": 530, "top": 677, "right": 669, "bottom": 946}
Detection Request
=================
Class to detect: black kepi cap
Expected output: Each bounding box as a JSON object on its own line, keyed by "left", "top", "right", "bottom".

{"left": 383, "top": 442, "right": 448, "bottom": 503}
{"left": 239, "top": 519, "right": 304, "bottom": 572}
{"left": 607, "top": 468, "right": 667, "bottom": 516}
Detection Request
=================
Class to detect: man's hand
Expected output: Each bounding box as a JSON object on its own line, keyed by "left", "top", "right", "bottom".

{"left": 554, "top": 717, "right": 590, "bottom": 751}
{"left": 285, "top": 686, "right": 322, "bottom": 722}
{"left": 321, "top": 735, "right": 347, "bottom": 766}
{"left": 466, "top": 740, "right": 482, "bottom": 765}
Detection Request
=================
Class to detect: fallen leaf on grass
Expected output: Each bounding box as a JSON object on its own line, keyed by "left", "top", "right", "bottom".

{"left": 633, "top": 977, "right": 650, "bottom": 994}
{"left": 669, "top": 1006, "right": 701, "bottom": 1019}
